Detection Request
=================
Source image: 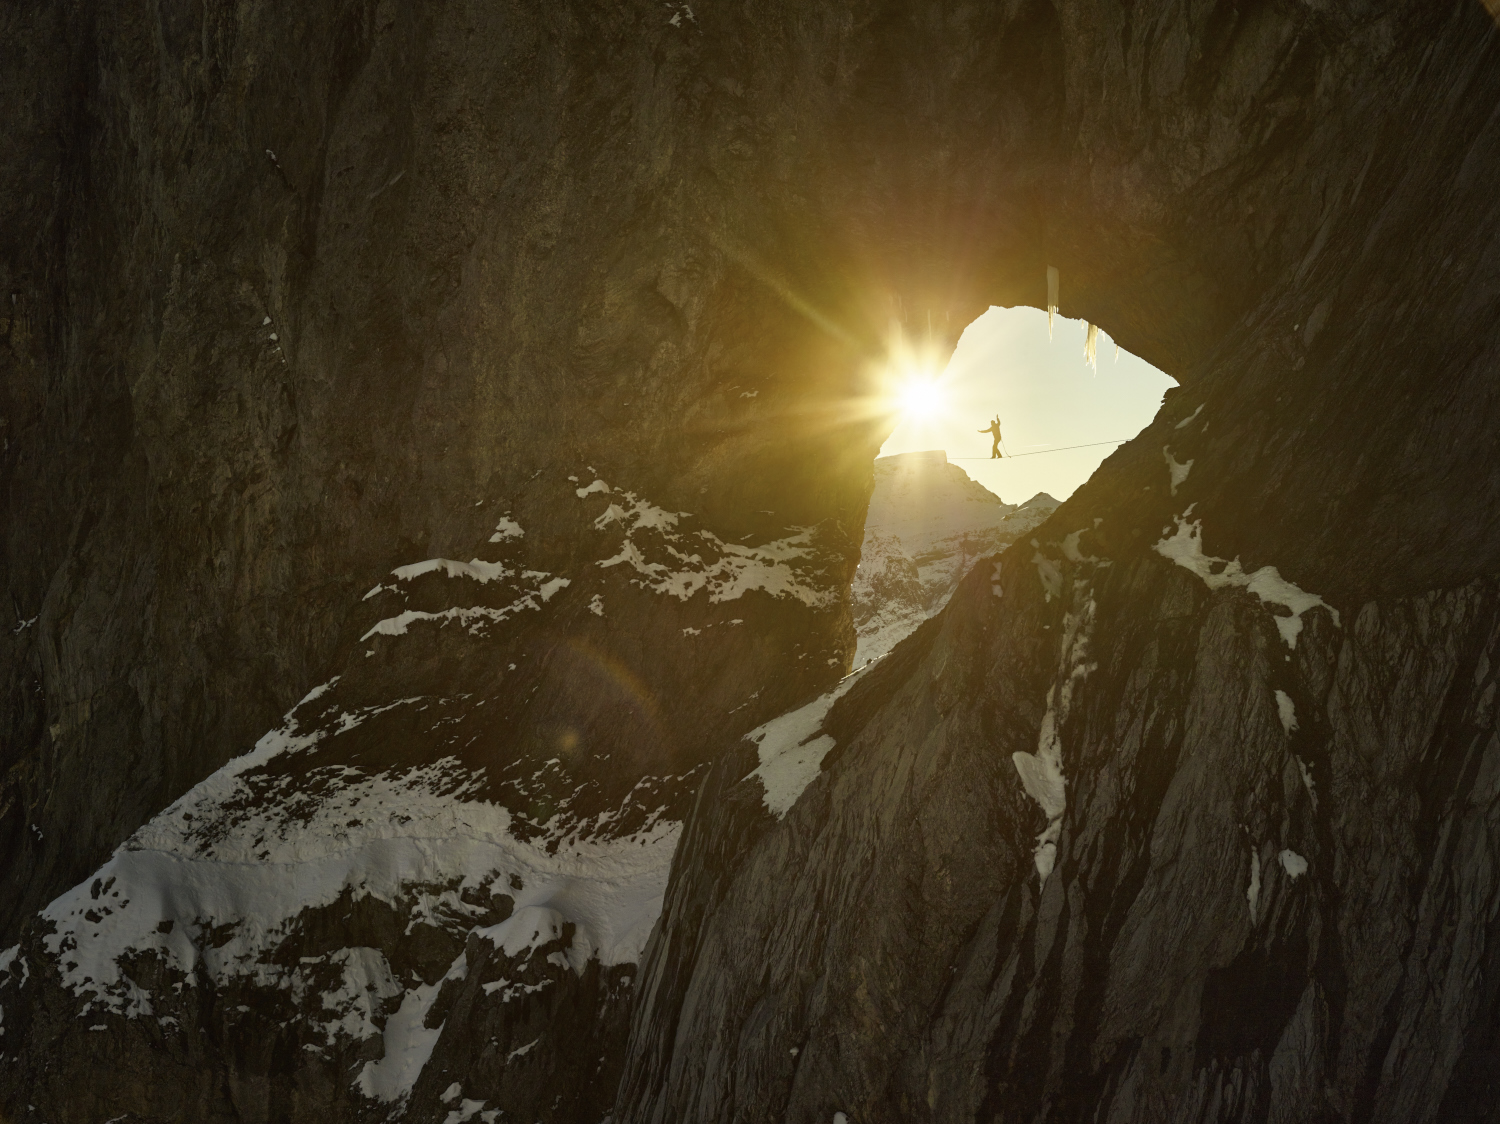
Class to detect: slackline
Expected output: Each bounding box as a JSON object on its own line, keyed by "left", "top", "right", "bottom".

{"left": 951, "top": 438, "right": 1128, "bottom": 459}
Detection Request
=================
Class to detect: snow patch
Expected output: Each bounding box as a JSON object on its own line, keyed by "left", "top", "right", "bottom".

{"left": 489, "top": 516, "right": 524, "bottom": 542}
{"left": 39, "top": 742, "right": 680, "bottom": 1021}
{"left": 587, "top": 483, "right": 837, "bottom": 610}
{"left": 1033, "top": 552, "right": 1063, "bottom": 601}
{"left": 1278, "top": 849, "right": 1308, "bottom": 879}
{"left": 1154, "top": 514, "right": 1339, "bottom": 647}
{"left": 1295, "top": 756, "right": 1318, "bottom": 809}
{"left": 443, "top": 1099, "right": 499, "bottom": 1124}
{"left": 0, "top": 943, "right": 15, "bottom": 1040}
{"left": 537, "top": 577, "right": 570, "bottom": 602}
{"left": 745, "top": 670, "right": 866, "bottom": 817}
{"left": 1175, "top": 404, "right": 1205, "bottom": 430}
{"left": 360, "top": 569, "right": 569, "bottom": 641}
{"left": 1012, "top": 593, "right": 1096, "bottom": 881}
{"left": 1163, "top": 447, "right": 1193, "bottom": 496}
{"left": 315, "top": 947, "right": 402, "bottom": 1047}
{"left": 476, "top": 906, "right": 590, "bottom": 973}
{"left": 1060, "top": 529, "right": 1100, "bottom": 565}
{"left": 391, "top": 558, "right": 511, "bottom": 585}
{"left": 592, "top": 493, "right": 683, "bottom": 533}
{"left": 297, "top": 679, "right": 339, "bottom": 708}
{"left": 355, "top": 951, "right": 465, "bottom": 1103}
{"left": 506, "top": 1037, "right": 540, "bottom": 1062}
{"left": 1247, "top": 848, "right": 1262, "bottom": 923}
{"left": 1275, "top": 690, "right": 1298, "bottom": 734}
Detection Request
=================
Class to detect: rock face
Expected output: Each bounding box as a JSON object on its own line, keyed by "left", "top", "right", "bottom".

{"left": 853, "top": 450, "right": 1058, "bottom": 664}
{"left": 5, "top": 0, "right": 1500, "bottom": 1122}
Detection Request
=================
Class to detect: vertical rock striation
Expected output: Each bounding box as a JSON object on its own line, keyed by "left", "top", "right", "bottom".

{"left": 3, "top": 0, "right": 1500, "bottom": 1120}
{"left": 620, "top": 4, "right": 1500, "bottom": 1121}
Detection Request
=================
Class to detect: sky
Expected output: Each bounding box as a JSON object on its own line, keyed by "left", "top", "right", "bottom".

{"left": 878, "top": 306, "right": 1178, "bottom": 503}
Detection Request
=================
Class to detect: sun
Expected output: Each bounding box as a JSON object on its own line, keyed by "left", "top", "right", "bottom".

{"left": 894, "top": 371, "right": 946, "bottom": 420}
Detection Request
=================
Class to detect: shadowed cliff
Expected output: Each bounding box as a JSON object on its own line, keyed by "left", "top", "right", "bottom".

{"left": 3, "top": 0, "right": 1500, "bottom": 1121}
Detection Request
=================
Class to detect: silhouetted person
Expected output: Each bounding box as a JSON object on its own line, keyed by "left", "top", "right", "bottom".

{"left": 980, "top": 416, "right": 1003, "bottom": 459}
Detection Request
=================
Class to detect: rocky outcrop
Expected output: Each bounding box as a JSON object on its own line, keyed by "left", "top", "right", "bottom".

{"left": 0, "top": 467, "right": 855, "bottom": 1120}
{"left": 620, "top": 443, "right": 1500, "bottom": 1122}
{"left": 4, "top": 0, "right": 1500, "bottom": 1121}
{"left": 616, "top": 1, "right": 1500, "bottom": 1118}
{"left": 853, "top": 450, "right": 1058, "bottom": 664}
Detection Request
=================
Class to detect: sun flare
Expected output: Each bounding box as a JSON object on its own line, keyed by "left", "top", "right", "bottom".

{"left": 894, "top": 372, "right": 946, "bottom": 420}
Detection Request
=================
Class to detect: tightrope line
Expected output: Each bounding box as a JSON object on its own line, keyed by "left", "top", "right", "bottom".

{"left": 951, "top": 438, "right": 1129, "bottom": 460}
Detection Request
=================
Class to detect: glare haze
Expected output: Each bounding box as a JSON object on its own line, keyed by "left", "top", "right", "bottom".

{"left": 879, "top": 306, "right": 1178, "bottom": 502}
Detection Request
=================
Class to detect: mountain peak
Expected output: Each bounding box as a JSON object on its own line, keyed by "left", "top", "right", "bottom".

{"left": 853, "top": 459, "right": 1058, "bottom": 664}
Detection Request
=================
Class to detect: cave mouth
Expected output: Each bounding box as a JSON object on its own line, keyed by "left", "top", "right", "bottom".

{"left": 877, "top": 305, "right": 1179, "bottom": 505}
{"left": 849, "top": 305, "right": 1178, "bottom": 666}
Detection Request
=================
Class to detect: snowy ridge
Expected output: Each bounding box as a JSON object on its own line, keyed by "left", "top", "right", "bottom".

{"left": 18, "top": 464, "right": 869, "bottom": 1110}
{"left": 43, "top": 738, "right": 677, "bottom": 1016}
{"left": 581, "top": 479, "right": 840, "bottom": 609}
{"left": 351, "top": 509, "right": 583, "bottom": 646}
{"left": 853, "top": 452, "right": 1057, "bottom": 664}
{"left": 33, "top": 639, "right": 680, "bottom": 1107}
{"left": 745, "top": 453, "right": 1056, "bottom": 818}
{"left": 361, "top": 559, "right": 570, "bottom": 641}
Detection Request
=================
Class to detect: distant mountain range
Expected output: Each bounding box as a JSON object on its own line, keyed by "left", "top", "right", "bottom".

{"left": 852, "top": 450, "right": 1058, "bottom": 664}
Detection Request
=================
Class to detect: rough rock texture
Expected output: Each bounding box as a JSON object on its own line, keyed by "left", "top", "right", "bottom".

{"left": 853, "top": 450, "right": 1058, "bottom": 664}
{"left": 618, "top": 3, "right": 1500, "bottom": 1122}
{"left": 4, "top": 0, "right": 1500, "bottom": 1121}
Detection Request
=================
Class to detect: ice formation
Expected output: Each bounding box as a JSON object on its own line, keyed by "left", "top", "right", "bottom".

{"left": 1046, "top": 265, "right": 1060, "bottom": 337}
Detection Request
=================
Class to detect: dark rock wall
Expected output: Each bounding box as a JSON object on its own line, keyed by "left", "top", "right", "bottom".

{"left": 2, "top": 0, "right": 1499, "bottom": 1120}
{"left": 0, "top": 0, "right": 923, "bottom": 942}
{"left": 621, "top": 3, "right": 1500, "bottom": 1122}
{"left": 621, "top": 512, "right": 1500, "bottom": 1122}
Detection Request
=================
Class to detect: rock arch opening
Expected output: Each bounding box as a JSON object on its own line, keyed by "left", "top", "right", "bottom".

{"left": 879, "top": 305, "right": 1179, "bottom": 502}
{"left": 850, "top": 303, "right": 1176, "bottom": 665}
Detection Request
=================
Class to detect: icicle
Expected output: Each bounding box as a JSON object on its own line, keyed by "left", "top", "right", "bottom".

{"left": 1046, "top": 265, "right": 1059, "bottom": 339}
{"left": 1084, "top": 322, "right": 1099, "bottom": 370}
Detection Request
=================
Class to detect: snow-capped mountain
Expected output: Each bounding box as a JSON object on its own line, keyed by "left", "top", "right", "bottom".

{"left": 852, "top": 451, "right": 1059, "bottom": 664}
{"left": 0, "top": 452, "right": 1047, "bottom": 1122}
{"left": 0, "top": 473, "right": 857, "bottom": 1122}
